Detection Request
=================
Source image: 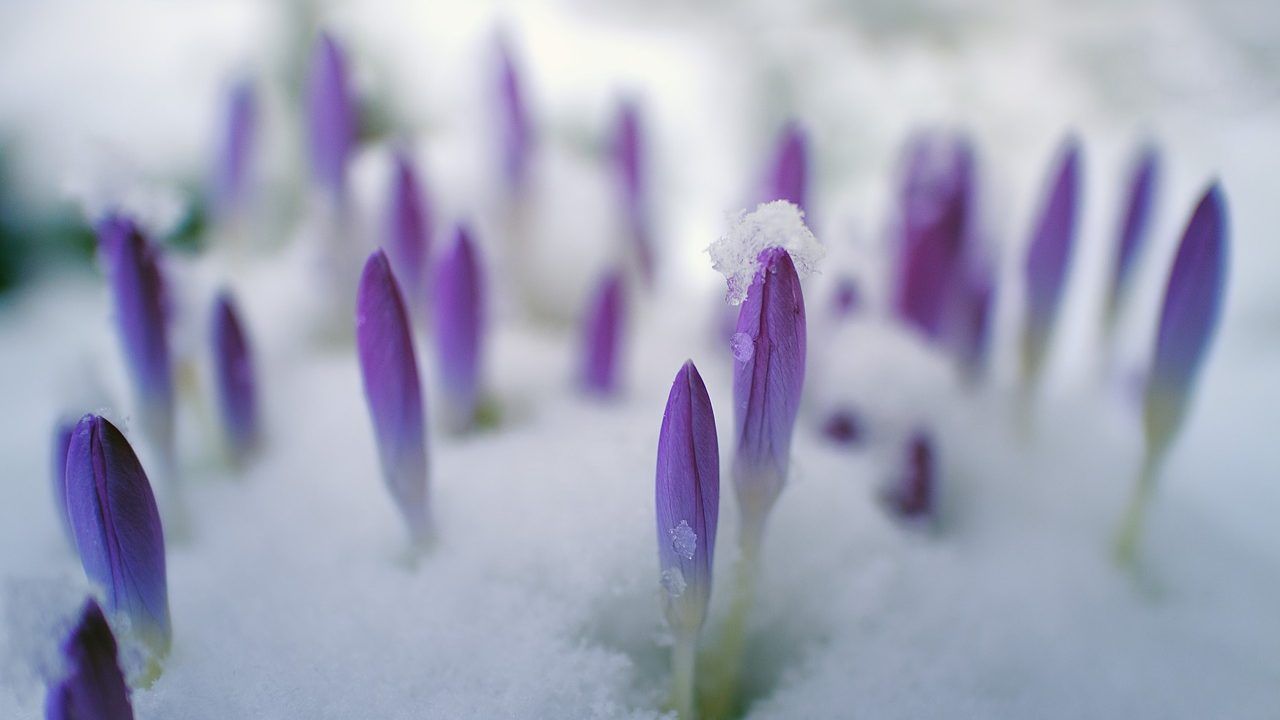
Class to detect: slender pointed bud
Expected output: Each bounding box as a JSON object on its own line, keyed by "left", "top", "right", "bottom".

{"left": 211, "top": 291, "right": 260, "bottom": 463}
{"left": 881, "top": 431, "right": 935, "bottom": 520}
{"left": 1106, "top": 146, "right": 1159, "bottom": 325}
{"left": 307, "top": 32, "right": 356, "bottom": 202}
{"left": 433, "top": 226, "right": 486, "bottom": 433}
{"left": 580, "top": 271, "right": 626, "bottom": 396}
{"left": 356, "top": 250, "right": 432, "bottom": 547}
{"left": 496, "top": 35, "right": 532, "bottom": 195}
{"left": 384, "top": 152, "right": 433, "bottom": 313}
{"left": 614, "top": 100, "right": 653, "bottom": 282}
{"left": 96, "top": 216, "right": 173, "bottom": 462}
{"left": 44, "top": 599, "right": 134, "bottom": 720}
{"left": 64, "top": 415, "right": 170, "bottom": 658}
{"left": 1144, "top": 184, "right": 1228, "bottom": 459}
{"left": 732, "top": 248, "right": 806, "bottom": 550}
{"left": 52, "top": 420, "right": 75, "bottom": 545}
{"left": 764, "top": 121, "right": 809, "bottom": 215}
{"left": 1020, "top": 138, "right": 1081, "bottom": 385}
{"left": 893, "top": 132, "right": 975, "bottom": 340}
{"left": 656, "top": 361, "right": 720, "bottom": 636}
{"left": 212, "top": 80, "right": 257, "bottom": 218}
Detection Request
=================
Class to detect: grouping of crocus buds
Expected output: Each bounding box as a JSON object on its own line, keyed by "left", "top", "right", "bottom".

{"left": 1105, "top": 146, "right": 1160, "bottom": 329}
{"left": 96, "top": 215, "right": 174, "bottom": 469}
{"left": 1019, "top": 138, "right": 1081, "bottom": 388}
{"left": 356, "top": 250, "right": 433, "bottom": 548}
{"left": 307, "top": 32, "right": 356, "bottom": 204}
{"left": 495, "top": 35, "right": 532, "bottom": 197}
{"left": 613, "top": 100, "right": 654, "bottom": 283}
{"left": 433, "top": 226, "right": 486, "bottom": 433}
{"left": 384, "top": 152, "right": 434, "bottom": 316}
{"left": 210, "top": 291, "right": 260, "bottom": 464}
{"left": 64, "top": 415, "right": 171, "bottom": 661}
{"left": 763, "top": 121, "right": 809, "bottom": 216}
{"left": 580, "top": 270, "right": 626, "bottom": 397}
{"left": 881, "top": 431, "right": 936, "bottom": 521}
{"left": 44, "top": 599, "right": 134, "bottom": 720}
{"left": 212, "top": 80, "right": 257, "bottom": 220}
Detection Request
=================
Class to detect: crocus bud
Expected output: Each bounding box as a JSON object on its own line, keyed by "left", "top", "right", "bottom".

{"left": 212, "top": 80, "right": 257, "bottom": 219}
{"left": 764, "top": 121, "right": 809, "bottom": 216}
{"left": 830, "top": 277, "right": 861, "bottom": 319}
{"left": 384, "top": 152, "right": 433, "bottom": 314}
{"left": 613, "top": 100, "right": 653, "bottom": 282}
{"left": 821, "top": 408, "right": 863, "bottom": 446}
{"left": 952, "top": 263, "right": 994, "bottom": 382}
{"left": 580, "top": 271, "right": 626, "bottom": 397}
{"left": 1144, "top": 184, "right": 1228, "bottom": 459}
{"left": 96, "top": 216, "right": 174, "bottom": 465}
{"left": 655, "top": 361, "right": 720, "bottom": 636}
{"left": 433, "top": 226, "right": 486, "bottom": 433}
{"left": 881, "top": 431, "right": 935, "bottom": 520}
{"left": 356, "top": 250, "right": 432, "bottom": 547}
{"left": 44, "top": 599, "right": 134, "bottom": 720}
{"left": 307, "top": 32, "right": 356, "bottom": 203}
{"left": 210, "top": 291, "right": 260, "bottom": 463}
{"left": 1020, "top": 137, "right": 1081, "bottom": 386}
{"left": 64, "top": 415, "right": 170, "bottom": 658}
{"left": 496, "top": 35, "right": 531, "bottom": 196}
{"left": 731, "top": 247, "right": 806, "bottom": 551}
{"left": 1106, "top": 146, "right": 1159, "bottom": 326}
{"left": 52, "top": 420, "right": 75, "bottom": 545}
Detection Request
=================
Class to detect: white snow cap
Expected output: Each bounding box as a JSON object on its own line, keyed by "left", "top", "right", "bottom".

{"left": 708, "top": 200, "right": 825, "bottom": 305}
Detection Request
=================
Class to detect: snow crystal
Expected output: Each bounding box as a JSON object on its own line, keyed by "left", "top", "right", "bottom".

{"left": 660, "top": 568, "right": 686, "bottom": 599}
{"left": 730, "top": 332, "right": 754, "bottom": 362}
{"left": 707, "top": 200, "right": 825, "bottom": 305}
{"left": 669, "top": 521, "right": 697, "bottom": 561}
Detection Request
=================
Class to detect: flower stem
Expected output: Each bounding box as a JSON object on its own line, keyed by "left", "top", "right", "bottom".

{"left": 671, "top": 632, "right": 698, "bottom": 720}
{"left": 1114, "top": 449, "right": 1160, "bottom": 569}
{"left": 701, "top": 528, "right": 762, "bottom": 720}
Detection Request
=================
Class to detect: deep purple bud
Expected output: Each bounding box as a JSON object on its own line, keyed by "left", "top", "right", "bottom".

{"left": 613, "top": 100, "right": 653, "bottom": 282}
{"left": 580, "top": 270, "right": 626, "bottom": 396}
{"left": 732, "top": 248, "right": 806, "bottom": 548}
{"left": 96, "top": 216, "right": 173, "bottom": 459}
{"left": 356, "top": 250, "right": 432, "bottom": 546}
{"left": 881, "top": 431, "right": 934, "bottom": 520}
{"left": 64, "top": 415, "right": 170, "bottom": 656}
{"left": 210, "top": 291, "right": 259, "bottom": 462}
{"left": 496, "top": 35, "right": 532, "bottom": 195}
{"left": 655, "top": 361, "right": 720, "bottom": 635}
{"left": 830, "top": 277, "right": 861, "bottom": 318}
{"left": 52, "top": 420, "right": 75, "bottom": 545}
{"left": 384, "top": 152, "right": 433, "bottom": 314}
{"left": 307, "top": 32, "right": 356, "bottom": 202}
{"left": 212, "top": 80, "right": 257, "bottom": 217}
{"left": 44, "top": 599, "right": 134, "bottom": 720}
{"left": 821, "top": 408, "right": 863, "bottom": 446}
{"left": 433, "top": 226, "right": 486, "bottom": 433}
{"left": 1107, "top": 146, "right": 1159, "bottom": 323}
{"left": 1020, "top": 138, "right": 1081, "bottom": 383}
{"left": 1144, "top": 184, "right": 1228, "bottom": 455}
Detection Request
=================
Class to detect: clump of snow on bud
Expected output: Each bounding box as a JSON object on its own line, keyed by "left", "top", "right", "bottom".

{"left": 729, "top": 332, "right": 754, "bottom": 362}
{"left": 708, "top": 200, "right": 825, "bottom": 305}
{"left": 669, "top": 520, "right": 697, "bottom": 561}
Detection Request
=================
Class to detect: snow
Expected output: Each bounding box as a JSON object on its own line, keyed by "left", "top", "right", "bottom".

{"left": 669, "top": 521, "right": 697, "bottom": 562}
{"left": 707, "top": 201, "right": 825, "bottom": 305}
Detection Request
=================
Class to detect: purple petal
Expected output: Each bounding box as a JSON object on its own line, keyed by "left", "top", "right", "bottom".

{"left": 881, "top": 431, "right": 935, "bottom": 520}
{"left": 384, "top": 152, "right": 433, "bottom": 313}
{"left": 356, "top": 250, "right": 432, "bottom": 546}
{"left": 211, "top": 291, "right": 260, "bottom": 462}
{"left": 433, "top": 225, "right": 485, "bottom": 433}
{"left": 52, "top": 420, "right": 75, "bottom": 546}
{"left": 307, "top": 32, "right": 356, "bottom": 201}
{"left": 1021, "top": 137, "right": 1081, "bottom": 380}
{"left": 64, "top": 415, "right": 170, "bottom": 656}
{"left": 613, "top": 100, "right": 653, "bottom": 282}
{"left": 1144, "top": 184, "right": 1228, "bottom": 452}
{"left": 580, "top": 270, "right": 626, "bottom": 396}
{"left": 655, "top": 361, "right": 720, "bottom": 634}
{"left": 496, "top": 35, "right": 532, "bottom": 195}
{"left": 1107, "top": 145, "right": 1159, "bottom": 322}
{"left": 732, "top": 247, "right": 807, "bottom": 543}
{"left": 212, "top": 80, "right": 257, "bottom": 217}
{"left": 763, "top": 121, "right": 809, "bottom": 216}
{"left": 44, "top": 599, "right": 134, "bottom": 720}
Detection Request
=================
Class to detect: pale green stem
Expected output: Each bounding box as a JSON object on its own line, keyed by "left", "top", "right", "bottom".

{"left": 702, "top": 525, "right": 762, "bottom": 720}
{"left": 1114, "top": 448, "right": 1161, "bottom": 569}
{"left": 671, "top": 632, "right": 698, "bottom": 720}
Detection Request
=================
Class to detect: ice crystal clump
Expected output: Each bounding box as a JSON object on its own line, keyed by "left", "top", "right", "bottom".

{"left": 730, "top": 332, "right": 754, "bottom": 362}
{"left": 669, "top": 520, "right": 697, "bottom": 560}
{"left": 660, "top": 567, "right": 687, "bottom": 598}
{"left": 708, "top": 200, "right": 824, "bottom": 305}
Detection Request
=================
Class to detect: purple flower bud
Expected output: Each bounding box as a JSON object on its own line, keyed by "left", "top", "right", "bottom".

{"left": 212, "top": 80, "right": 257, "bottom": 217}
{"left": 210, "top": 291, "right": 260, "bottom": 463}
{"left": 1020, "top": 137, "right": 1081, "bottom": 383}
{"left": 952, "top": 263, "right": 994, "bottom": 382}
{"left": 655, "top": 361, "right": 720, "bottom": 635}
{"left": 496, "top": 35, "right": 532, "bottom": 195}
{"left": 1144, "top": 184, "right": 1228, "bottom": 456}
{"left": 821, "top": 408, "right": 863, "bottom": 446}
{"left": 433, "top": 225, "right": 486, "bottom": 433}
{"left": 307, "top": 32, "right": 356, "bottom": 202}
{"left": 580, "top": 270, "right": 626, "bottom": 397}
{"left": 384, "top": 152, "right": 433, "bottom": 314}
{"left": 881, "top": 431, "right": 934, "bottom": 520}
{"left": 356, "top": 250, "right": 432, "bottom": 547}
{"left": 613, "top": 100, "right": 654, "bottom": 282}
{"left": 64, "top": 415, "right": 170, "bottom": 657}
{"left": 830, "top": 277, "right": 861, "bottom": 318}
{"left": 96, "top": 216, "right": 173, "bottom": 460}
{"left": 52, "top": 420, "right": 75, "bottom": 545}
{"left": 1107, "top": 145, "right": 1159, "bottom": 324}
{"left": 44, "top": 599, "right": 134, "bottom": 720}
{"left": 732, "top": 248, "right": 806, "bottom": 548}
{"left": 763, "top": 121, "right": 809, "bottom": 216}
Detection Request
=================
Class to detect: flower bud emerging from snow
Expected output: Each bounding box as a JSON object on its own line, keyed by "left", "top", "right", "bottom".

{"left": 433, "top": 225, "right": 486, "bottom": 433}
{"left": 821, "top": 408, "right": 863, "bottom": 446}
{"left": 52, "top": 420, "right": 75, "bottom": 546}
{"left": 830, "top": 277, "right": 861, "bottom": 319}
{"left": 731, "top": 247, "right": 807, "bottom": 549}
{"left": 496, "top": 34, "right": 532, "bottom": 196}
{"left": 211, "top": 291, "right": 260, "bottom": 463}
{"left": 307, "top": 32, "right": 356, "bottom": 203}
{"left": 384, "top": 152, "right": 433, "bottom": 315}
{"left": 1144, "top": 184, "right": 1228, "bottom": 459}
{"left": 212, "top": 80, "right": 257, "bottom": 218}
{"left": 357, "top": 250, "right": 433, "bottom": 547}
{"left": 613, "top": 100, "right": 653, "bottom": 282}
{"left": 44, "top": 599, "right": 134, "bottom": 720}
{"left": 881, "top": 431, "right": 935, "bottom": 520}
{"left": 763, "top": 121, "right": 809, "bottom": 216}
{"left": 1106, "top": 145, "right": 1159, "bottom": 326}
{"left": 1020, "top": 137, "right": 1081, "bottom": 386}
{"left": 580, "top": 270, "right": 625, "bottom": 397}
{"left": 65, "top": 415, "right": 171, "bottom": 658}
{"left": 655, "top": 361, "right": 719, "bottom": 635}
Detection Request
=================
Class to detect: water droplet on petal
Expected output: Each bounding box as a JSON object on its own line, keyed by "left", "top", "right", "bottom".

{"left": 730, "top": 332, "right": 754, "bottom": 362}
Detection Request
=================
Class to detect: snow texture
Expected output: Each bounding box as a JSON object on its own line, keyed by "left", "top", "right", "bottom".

{"left": 708, "top": 201, "right": 825, "bottom": 305}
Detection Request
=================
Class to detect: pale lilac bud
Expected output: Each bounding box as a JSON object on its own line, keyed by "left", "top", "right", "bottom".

{"left": 44, "top": 599, "right": 133, "bottom": 720}
{"left": 307, "top": 32, "right": 356, "bottom": 202}
{"left": 496, "top": 35, "right": 532, "bottom": 195}
{"left": 763, "top": 121, "right": 809, "bottom": 216}
{"left": 614, "top": 100, "right": 654, "bottom": 282}
{"left": 1107, "top": 146, "right": 1159, "bottom": 324}
{"left": 212, "top": 80, "right": 257, "bottom": 217}
{"left": 1020, "top": 137, "right": 1081, "bottom": 384}
{"left": 210, "top": 291, "right": 260, "bottom": 463}
{"left": 384, "top": 152, "right": 433, "bottom": 313}
{"left": 580, "top": 270, "right": 626, "bottom": 396}
{"left": 433, "top": 225, "right": 486, "bottom": 433}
